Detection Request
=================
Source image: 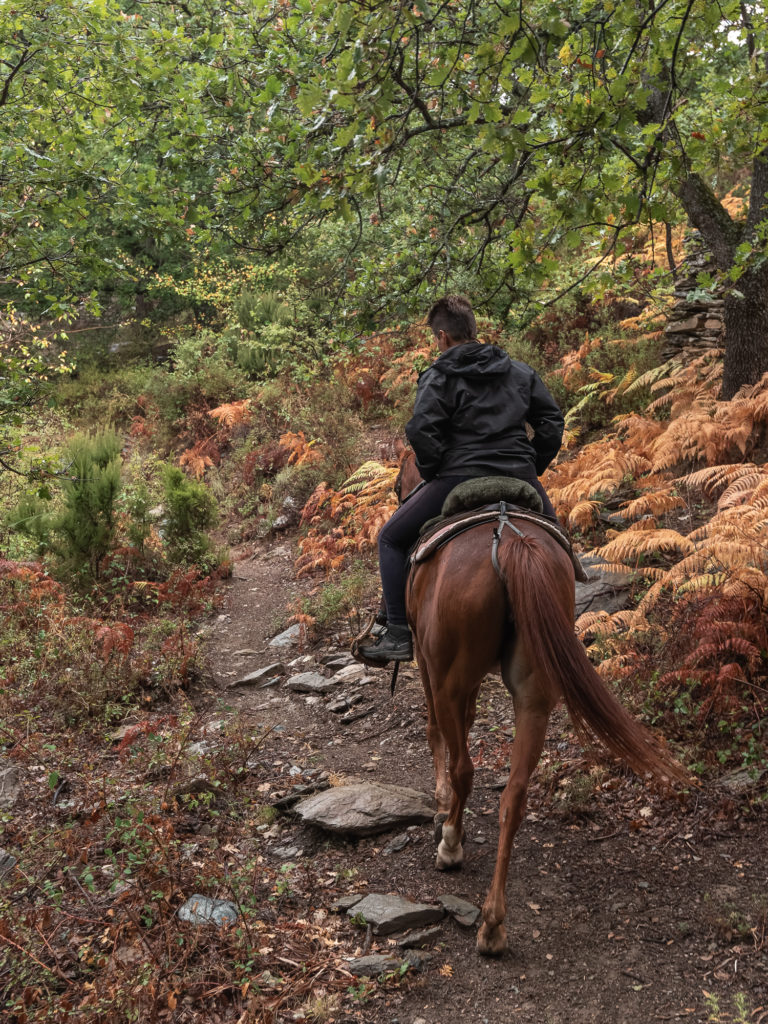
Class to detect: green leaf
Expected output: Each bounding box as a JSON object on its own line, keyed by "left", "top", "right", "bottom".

{"left": 297, "top": 84, "right": 324, "bottom": 116}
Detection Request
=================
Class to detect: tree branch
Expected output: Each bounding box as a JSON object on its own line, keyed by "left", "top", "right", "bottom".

{"left": 0, "top": 47, "right": 37, "bottom": 108}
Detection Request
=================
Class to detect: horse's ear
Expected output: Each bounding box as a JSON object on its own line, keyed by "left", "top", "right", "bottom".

{"left": 394, "top": 438, "right": 406, "bottom": 458}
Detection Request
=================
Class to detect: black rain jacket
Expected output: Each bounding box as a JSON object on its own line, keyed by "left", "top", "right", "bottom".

{"left": 404, "top": 342, "right": 564, "bottom": 482}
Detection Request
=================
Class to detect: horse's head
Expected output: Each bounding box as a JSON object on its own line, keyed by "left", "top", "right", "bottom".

{"left": 394, "top": 448, "right": 423, "bottom": 503}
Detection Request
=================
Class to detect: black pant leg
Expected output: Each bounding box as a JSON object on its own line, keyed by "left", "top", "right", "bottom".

{"left": 378, "top": 477, "right": 470, "bottom": 624}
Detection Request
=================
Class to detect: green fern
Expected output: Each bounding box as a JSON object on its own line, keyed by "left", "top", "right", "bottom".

{"left": 340, "top": 461, "right": 394, "bottom": 495}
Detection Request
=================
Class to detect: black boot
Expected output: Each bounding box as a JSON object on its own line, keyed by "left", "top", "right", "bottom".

{"left": 358, "top": 623, "right": 413, "bottom": 662}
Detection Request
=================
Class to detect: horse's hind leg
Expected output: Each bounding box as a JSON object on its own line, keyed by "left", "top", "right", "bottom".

{"left": 477, "top": 652, "right": 554, "bottom": 956}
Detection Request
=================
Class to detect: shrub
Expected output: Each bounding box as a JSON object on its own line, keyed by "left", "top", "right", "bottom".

{"left": 10, "top": 430, "right": 122, "bottom": 578}
{"left": 161, "top": 464, "right": 218, "bottom": 565}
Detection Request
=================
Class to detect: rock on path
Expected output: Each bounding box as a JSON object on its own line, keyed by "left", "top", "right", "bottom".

{"left": 347, "top": 893, "right": 444, "bottom": 935}
{"left": 293, "top": 782, "right": 434, "bottom": 837}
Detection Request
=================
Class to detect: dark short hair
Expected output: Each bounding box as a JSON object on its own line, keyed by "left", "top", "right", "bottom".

{"left": 427, "top": 295, "right": 477, "bottom": 341}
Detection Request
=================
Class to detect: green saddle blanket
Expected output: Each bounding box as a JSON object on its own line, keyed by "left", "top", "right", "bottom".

{"left": 442, "top": 476, "right": 543, "bottom": 517}
{"left": 419, "top": 476, "right": 543, "bottom": 537}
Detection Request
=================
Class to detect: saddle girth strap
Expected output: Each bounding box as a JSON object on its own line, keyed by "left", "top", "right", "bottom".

{"left": 491, "top": 501, "right": 526, "bottom": 578}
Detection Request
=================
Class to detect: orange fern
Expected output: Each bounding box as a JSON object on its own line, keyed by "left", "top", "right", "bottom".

{"left": 209, "top": 399, "right": 252, "bottom": 428}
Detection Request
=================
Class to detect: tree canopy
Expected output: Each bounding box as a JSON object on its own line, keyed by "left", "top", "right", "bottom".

{"left": 2, "top": 0, "right": 768, "bottom": 392}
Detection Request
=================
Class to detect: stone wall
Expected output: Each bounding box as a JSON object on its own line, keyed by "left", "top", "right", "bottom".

{"left": 659, "top": 236, "right": 725, "bottom": 363}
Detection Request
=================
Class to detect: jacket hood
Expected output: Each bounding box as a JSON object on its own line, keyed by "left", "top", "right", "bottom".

{"left": 432, "top": 341, "right": 512, "bottom": 378}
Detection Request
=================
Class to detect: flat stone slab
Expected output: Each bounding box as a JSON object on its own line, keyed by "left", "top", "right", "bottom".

{"left": 382, "top": 832, "right": 410, "bottom": 855}
{"left": 320, "top": 652, "right": 356, "bottom": 669}
{"left": 0, "top": 849, "right": 18, "bottom": 878}
{"left": 438, "top": 894, "right": 481, "bottom": 926}
{"left": 269, "top": 624, "right": 301, "bottom": 648}
{"left": 177, "top": 895, "right": 238, "bottom": 927}
{"left": 229, "top": 663, "right": 286, "bottom": 688}
{"left": 293, "top": 783, "right": 434, "bottom": 837}
{"left": 330, "top": 893, "right": 365, "bottom": 913}
{"left": 665, "top": 314, "right": 705, "bottom": 333}
{"left": 327, "top": 692, "right": 365, "bottom": 714}
{"left": 271, "top": 844, "right": 302, "bottom": 860}
{"left": 330, "top": 663, "right": 370, "bottom": 683}
{"left": 348, "top": 893, "right": 444, "bottom": 935}
{"left": 346, "top": 951, "right": 427, "bottom": 976}
{"left": 719, "top": 767, "right": 766, "bottom": 794}
{"left": 397, "top": 925, "right": 443, "bottom": 949}
{"left": 286, "top": 672, "right": 343, "bottom": 694}
{"left": 340, "top": 704, "right": 375, "bottom": 724}
{"left": 346, "top": 954, "right": 402, "bottom": 977}
{"left": 271, "top": 780, "right": 330, "bottom": 810}
{"left": 0, "top": 764, "right": 21, "bottom": 810}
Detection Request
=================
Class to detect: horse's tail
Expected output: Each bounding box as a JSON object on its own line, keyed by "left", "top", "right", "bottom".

{"left": 498, "top": 533, "right": 685, "bottom": 783}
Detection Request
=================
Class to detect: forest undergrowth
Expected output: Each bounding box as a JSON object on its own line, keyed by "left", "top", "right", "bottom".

{"left": 2, "top": 287, "right": 767, "bottom": 1022}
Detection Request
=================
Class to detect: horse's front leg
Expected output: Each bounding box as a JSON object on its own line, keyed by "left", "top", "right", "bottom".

{"left": 433, "top": 677, "right": 479, "bottom": 871}
{"left": 416, "top": 649, "right": 452, "bottom": 820}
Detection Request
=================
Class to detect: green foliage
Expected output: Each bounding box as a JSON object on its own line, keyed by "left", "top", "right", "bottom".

{"left": 0, "top": 2, "right": 265, "bottom": 315}
{"left": 251, "top": 375, "right": 362, "bottom": 480}
{"left": 55, "top": 341, "right": 248, "bottom": 443}
{"left": 559, "top": 331, "right": 664, "bottom": 435}
{"left": 297, "top": 561, "right": 372, "bottom": 629}
{"left": 0, "top": 310, "right": 74, "bottom": 474}
{"left": 10, "top": 431, "right": 122, "bottom": 577}
{"left": 234, "top": 290, "right": 292, "bottom": 333}
{"left": 55, "top": 363, "right": 156, "bottom": 430}
{"left": 227, "top": 286, "right": 333, "bottom": 379}
{"left": 123, "top": 480, "right": 154, "bottom": 553}
{"left": 161, "top": 464, "right": 218, "bottom": 566}
{"left": 705, "top": 989, "right": 754, "bottom": 1023}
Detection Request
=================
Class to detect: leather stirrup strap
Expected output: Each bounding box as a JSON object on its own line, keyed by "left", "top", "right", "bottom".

{"left": 390, "top": 661, "right": 400, "bottom": 696}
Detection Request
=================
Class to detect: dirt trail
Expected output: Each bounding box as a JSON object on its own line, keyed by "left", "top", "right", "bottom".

{"left": 204, "top": 540, "right": 768, "bottom": 1024}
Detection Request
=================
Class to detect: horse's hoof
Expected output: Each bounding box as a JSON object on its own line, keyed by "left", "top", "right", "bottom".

{"left": 476, "top": 922, "right": 507, "bottom": 957}
{"left": 433, "top": 812, "right": 448, "bottom": 844}
{"left": 435, "top": 838, "right": 464, "bottom": 871}
{"left": 435, "top": 853, "right": 463, "bottom": 871}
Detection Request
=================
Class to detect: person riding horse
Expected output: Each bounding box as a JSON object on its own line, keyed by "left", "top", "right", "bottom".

{"left": 359, "top": 294, "right": 564, "bottom": 663}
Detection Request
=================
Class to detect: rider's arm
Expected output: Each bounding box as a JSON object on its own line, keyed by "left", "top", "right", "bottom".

{"left": 405, "top": 371, "right": 453, "bottom": 482}
{"left": 527, "top": 370, "right": 565, "bottom": 475}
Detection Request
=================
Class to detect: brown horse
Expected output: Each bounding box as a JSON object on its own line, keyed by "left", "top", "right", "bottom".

{"left": 397, "top": 453, "right": 684, "bottom": 956}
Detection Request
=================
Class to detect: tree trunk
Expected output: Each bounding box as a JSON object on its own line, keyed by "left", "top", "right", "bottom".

{"left": 675, "top": 154, "right": 768, "bottom": 399}
{"left": 721, "top": 263, "right": 768, "bottom": 399}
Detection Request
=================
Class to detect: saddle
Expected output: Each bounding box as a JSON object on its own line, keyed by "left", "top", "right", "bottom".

{"left": 410, "top": 476, "right": 589, "bottom": 582}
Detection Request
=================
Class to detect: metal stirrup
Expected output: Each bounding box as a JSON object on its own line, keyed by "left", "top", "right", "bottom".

{"left": 491, "top": 501, "right": 525, "bottom": 577}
